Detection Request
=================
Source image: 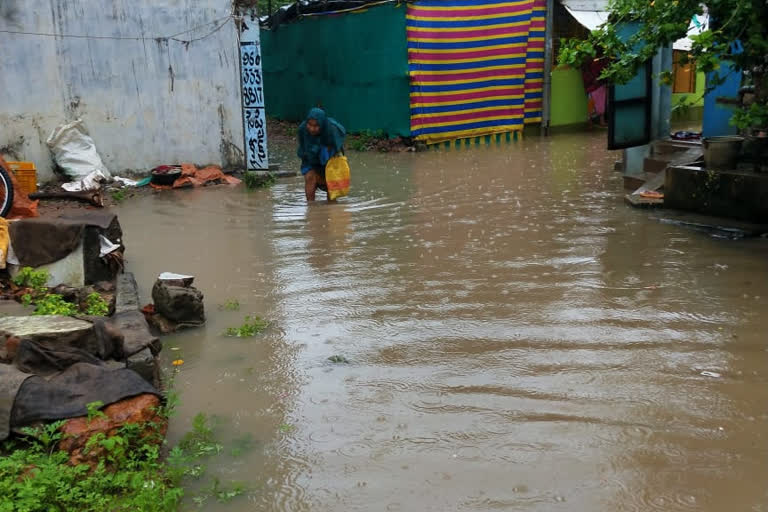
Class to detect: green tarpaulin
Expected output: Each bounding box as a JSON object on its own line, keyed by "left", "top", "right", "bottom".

{"left": 260, "top": 3, "right": 411, "bottom": 137}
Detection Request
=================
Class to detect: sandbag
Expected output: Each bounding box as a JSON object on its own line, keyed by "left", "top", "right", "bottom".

{"left": 46, "top": 119, "right": 111, "bottom": 188}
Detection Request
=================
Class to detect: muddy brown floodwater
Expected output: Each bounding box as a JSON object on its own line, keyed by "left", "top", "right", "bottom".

{"left": 117, "top": 131, "right": 768, "bottom": 511}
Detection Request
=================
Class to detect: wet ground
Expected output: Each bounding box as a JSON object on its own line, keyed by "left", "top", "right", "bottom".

{"left": 117, "top": 131, "right": 768, "bottom": 511}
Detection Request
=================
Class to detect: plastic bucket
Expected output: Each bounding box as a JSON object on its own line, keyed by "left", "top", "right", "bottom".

{"left": 703, "top": 136, "right": 744, "bottom": 170}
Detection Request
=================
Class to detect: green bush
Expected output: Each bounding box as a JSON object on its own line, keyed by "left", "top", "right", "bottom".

{"left": 12, "top": 267, "right": 49, "bottom": 291}
{"left": 84, "top": 293, "right": 109, "bottom": 316}
{"left": 32, "top": 294, "right": 78, "bottom": 316}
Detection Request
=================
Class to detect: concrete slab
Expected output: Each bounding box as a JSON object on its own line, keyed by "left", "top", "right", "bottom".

{"left": 665, "top": 165, "right": 768, "bottom": 223}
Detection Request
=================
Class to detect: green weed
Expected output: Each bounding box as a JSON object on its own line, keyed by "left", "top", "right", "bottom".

{"left": 223, "top": 315, "right": 268, "bottom": 337}
{"left": 1, "top": 400, "right": 246, "bottom": 512}
{"left": 31, "top": 294, "right": 78, "bottom": 316}
{"left": 348, "top": 130, "right": 385, "bottom": 152}
{"left": 110, "top": 189, "right": 126, "bottom": 203}
{"left": 218, "top": 298, "right": 241, "bottom": 311}
{"left": 244, "top": 171, "right": 276, "bottom": 189}
{"left": 12, "top": 267, "right": 49, "bottom": 291}
{"left": 86, "top": 401, "right": 107, "bottom": 422}
{"left": 84, "top": 292, "right": 109, "bottom": 316}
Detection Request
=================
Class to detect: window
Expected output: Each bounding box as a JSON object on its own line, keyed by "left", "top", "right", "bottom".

{"left": 672, "top": 50, "right": 696, "bottom": 94}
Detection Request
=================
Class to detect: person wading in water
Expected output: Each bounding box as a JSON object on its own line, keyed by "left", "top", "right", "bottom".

{"left": 297, "top": 108, "right": 346, "bottom": 201}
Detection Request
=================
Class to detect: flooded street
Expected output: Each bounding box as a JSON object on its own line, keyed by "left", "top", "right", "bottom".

{"left": 117, "top": 131, "right": 768, "bottom": 511}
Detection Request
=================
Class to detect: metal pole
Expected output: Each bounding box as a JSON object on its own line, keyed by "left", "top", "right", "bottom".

{"left": 541, "top": 0, "right": 554, "bottom": 136}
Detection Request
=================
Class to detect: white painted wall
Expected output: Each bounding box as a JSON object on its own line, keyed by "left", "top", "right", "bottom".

{"left": 0, "top": 0, "right": 244, "bottom": 182}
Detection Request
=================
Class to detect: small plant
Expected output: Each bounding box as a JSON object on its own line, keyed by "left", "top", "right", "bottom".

{"left": 218, "top": 298, "right": 240, "bottom": 311}
{"left": 223, "top": 315, "right": 268, "bottom": 337}
{"left": 12, "top": 267, "right": 49, "bottom": 291}
{"left": 84, "top": 292, "right": 109, "bottom": 316}
{"left": 178, "top": 413, "right": 223, "bottom": 458}
{"left": 349, "top": 129, "right": 386, "bottom": 152}
{"left": 86, "top": 400, "right": 107, "bottom": 422}
{"left": 229, "top": 433, "right": 258, "bottom": 457}
{"left": 19, "top": 420, "right": 66, "bottom": 455}
{"left": 110, "top": 189, "right": 126, "bottom": 202}
{"left": 328, "top": 355, "right": 350, "bottom": 364}
{"left": 244, "top": 171, "right": 276, "bottom": 189}
{"left": 32, "top": 294, "right": 78, "bottom": 316}
{"left": 192, "top": 478, "right": 245, "bottom": 507}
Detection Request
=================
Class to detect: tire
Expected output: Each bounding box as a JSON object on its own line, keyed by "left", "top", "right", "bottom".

{"left": 0, "top": 166, "right": 15, "bottom": 218}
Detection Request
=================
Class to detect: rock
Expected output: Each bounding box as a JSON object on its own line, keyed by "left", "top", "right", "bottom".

{"left": 151, "top": 280, "right": 205, "bottom": 325}
{"left": 114, "top": 273, "right": 141, "bottom": 315}
{"left": 94, "top": 281, "right": 115, "bottom": 293}
{"left": 0, "top": 316, "right": 97, "bottom": 360}
{"left": 50, "top": 284, "right": 81, "bottom": 303}
{"left": 58, "top": 394, "right": 166, "bottom": 467}
{"left": 91, "top": 318, "right": 123, "bottom": 360}
{"left": 126, "top": 347, "right": 160, "bottom": 387}
{"left": 112, "top": 310, "right": 161, "bottom": 358}
{"left": 158, "top": 272, "right": 194, "bottom": 288}
{"left": 0, "top": 336, "right": 21, "bottom": 363}
{"left": 144, "top": 311, "right": 179, "bottom": 335}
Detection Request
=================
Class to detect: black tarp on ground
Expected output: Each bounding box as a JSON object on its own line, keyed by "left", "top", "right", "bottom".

{"left": 9, "top": 363, "right": 159, "bottom": 432}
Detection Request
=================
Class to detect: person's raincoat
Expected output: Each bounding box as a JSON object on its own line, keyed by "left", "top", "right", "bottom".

{"left": 297, "top": 108, "right": 346, "bottom": 175}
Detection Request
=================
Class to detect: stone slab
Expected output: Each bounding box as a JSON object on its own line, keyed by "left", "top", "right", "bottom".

{"left": 115, "top": 273, "right": 140, "bottom": 315}
{"left": 126, "top": 348, "right": 160, "bottom": 387}
{"left": 0, "top": 315, "right": 96, "bottom": 361}
{"left": 0, "top": 315, "right": 92, "bottom": 339}
{"left": 112, "top": 310, "right": 161, "bottom": 358}
{"left": 0, "top": 300, "right": 34, "bottom": 317}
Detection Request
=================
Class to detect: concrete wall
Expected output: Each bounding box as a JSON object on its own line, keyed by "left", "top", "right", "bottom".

{"left": 0, "top": 0, "right": 243, "bottom": 182}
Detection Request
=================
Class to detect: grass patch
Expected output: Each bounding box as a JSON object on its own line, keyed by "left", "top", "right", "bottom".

{"left": 244, "top": 171, "right": 276, "bottom": 189}
{"left": 223, "top": 316, "right": 268, "bottom": 337}
{"left": 110, "top": 189, "right": 126, "bottom": 203}
{"left": 348, "top": 130, "right": 385, "bottom": 152}
{"left": 217, "top": 299, "right": 240, "bottom": 312}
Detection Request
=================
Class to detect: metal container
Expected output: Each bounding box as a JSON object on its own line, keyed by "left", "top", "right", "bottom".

{"left": 703, "top": 136, "right": 744, "bottom": 170}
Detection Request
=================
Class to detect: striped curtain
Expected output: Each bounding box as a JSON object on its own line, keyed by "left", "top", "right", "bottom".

{"left": 407, "top": 0, "right": 546, "bottom": 144}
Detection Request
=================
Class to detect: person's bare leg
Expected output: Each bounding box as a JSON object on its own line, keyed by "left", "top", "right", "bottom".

{"left": 305, "top": 169, "right": 319, "bottom": 201}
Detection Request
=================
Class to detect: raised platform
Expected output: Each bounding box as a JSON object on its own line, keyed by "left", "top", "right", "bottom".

{"left": 665, "top": 165, "right": 768, "bottom": 224}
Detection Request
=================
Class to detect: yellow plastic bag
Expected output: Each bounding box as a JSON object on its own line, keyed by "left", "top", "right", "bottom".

{"left": 325, "top": 154, "right": 350, "bottom": 200}
{"left": 0, "top": 218, "right": 8, "bottom": 269}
